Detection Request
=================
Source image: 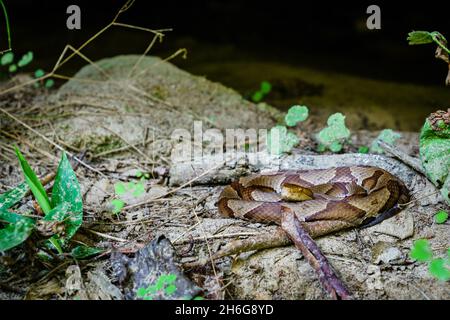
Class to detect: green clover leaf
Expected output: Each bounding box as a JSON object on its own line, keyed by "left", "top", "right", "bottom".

{"left": 285, "top": 105, "right": 309, "bottom": 127}
{"left": 410, "top": 239, "right": 433, "bottom": 262}
{"left": 434, "top": 210, "right": 448, "bottom": 224}
{"left": 1, "top": 51, "right": 13, "bottom": 66}
{"left": 428, "top": 258, "right": 450, "bottom": 281}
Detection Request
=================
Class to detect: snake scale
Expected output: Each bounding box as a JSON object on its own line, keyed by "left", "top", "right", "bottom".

{"left": 218, "top": 166, "right": 410, "bottom": 238}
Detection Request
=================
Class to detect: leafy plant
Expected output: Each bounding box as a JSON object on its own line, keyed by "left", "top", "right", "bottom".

{"left": 252, "top": 81, "right": 272, "bottom": 103}
{"left": 34, "top": 68, "right": 54, "bottom": 88}
{"left": 0, "top": 149, "right": 83, "bottom": 252}
{"left": 285, "top": 105, "right": 309, "bottom": 127}
{"left": 267, "top": 125, "right": 299, "bottom": 155}
{"left": 316, "top": 113, "right": 350, "bottom": 153}
{"left": 370, "top": 129, "right": 401, "bottom": 154}
{"left": 419, "top": 109, "right": 450, "bottom": 205}
{"left": 407, "top": 31, "right": 449, "bottom": 54}
{"left": 408, "top": 31, "right": 449, "bottom": 85}
{"left": 0, "top": 50, "right": 54, "bottom": 87}
{"left": 110, "top": 177, "right": 147, "bottom": 215}
{"left": 410, "top": 239, "right": 450, "bottom": 281}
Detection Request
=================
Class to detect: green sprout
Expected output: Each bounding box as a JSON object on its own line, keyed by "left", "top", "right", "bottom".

{"left": 316, "top": 113, "right": 350, "bottom": 153}
{"left": 110, "top": 179, "right": 146, "bottom": 215}
{"left": 434, "top": 210, "right": 448, "bottom": 224}
{"left": 17, "top": 51, "right": 33, "bottom": 67}
{"left": 1, "top": 51, "right": 13, "bottom": 65}
{"left": 136, "top": 273, "right": 178, "bottom": 300}
{"left": 407, "top": 31, "right": 450, "bottom": 55}
{"left": 370, "top": 129, "right": 401, "bottom": 154}
{"left": 358, "top": 146, "right": 369, "bottom": 154}
{"left": 285, "top": 105, "right": 309, "bottom": 127}
{"left": 410, "top": 239, "right": 450, "bottom": 282}
{"left": 252, "top": 81, "right": 272, "bottom": 103}
{"left": 0, "top": 149, "right": 83, "bottom": 253}
{"left": 33, "top": 68, "right": 54, "bottom": 88}
{"left": 266, "top": 125, "right": 299, "bottom": 155}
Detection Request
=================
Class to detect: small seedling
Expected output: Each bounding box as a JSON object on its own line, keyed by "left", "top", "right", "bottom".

{"left": 410, "top": 239, "right": 450, "bottom": 281}
{"left": 408, "top": 31, "right": 450, "bottom": 85}
{"left": 136, "top": 273, "right": 178, "bottom": 300}
{"left": 266, "top": 125, "right": 299, "bottom": 155}
{"left": 434, "top": 210, "right": 448, "bottom": 224}
{"left": 316, "top": 113, "right": 351, "bottom": 153}
{"left": 358, "top": 146, "right": 369, "bottom": 154}
{"left": 252, "top": 81, "right": 272, "bottom": 103}
{"left": 285, "top": 105, "right": 309, "bottom": 127}
{"left": 34, "top": 68, "right": 54, "bottom": 88}
{"left": 110, "top": 179, "right": 146, "bottom": 215}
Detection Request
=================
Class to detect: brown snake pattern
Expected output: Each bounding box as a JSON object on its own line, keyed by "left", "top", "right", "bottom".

{"left": 218, "top": 166, "right": 410, "bottom": 238}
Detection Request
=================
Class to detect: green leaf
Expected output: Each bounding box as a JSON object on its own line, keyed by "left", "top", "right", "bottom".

{"left": 8, "top": 64, "right": 16, "bottom": 73}
{"left": 164, "top": 284, "right": 177, "bottom": 295}
{"left": 252, "top": 91, "right": 263, "bottom": 103}
{"left": 193, "top": 296, "right": 205, "bottom": 300}
{"left": 43, "top": 202, "right": 70, "bottom": 222}
{"left": 358, "top": 146, "right": 369, "bottom": 154}
{"left": 0, "top": 182, "right": 29, "bottom": 211}
{"left": 136, "top": 287, "right": 148, "bottom": 298}
{"left": 1, "top": 51, "right": 13, "bottom": 66}
{"left": 44, "top": 79, "right": 54, "bottom": 88}
{"left": 428, "top": 258, "right": 450, "bottom": 281}
{"left": 17, "top": 51, "right": 33, "bottom": 67}
{"left": 111, "top": 199, "right": 125, "bottom": 214}
{"left": 316, "top": 113, "right": 351, "bottom": 151}
{"left": 267, "top": 125, "right": 299, "bottom": 155}
{"left": 0, "top": 210, "right": 35, "bottom": 252}
{"left": 114, "top": 182, "right": 126, "bottom": 196}
{"left": 132, "top": 182, "right": 145, "bottom": 197}
{"left": 410, "top": 239, "right": 433, "bottom": 262}
{"left": 71, "top": 245, "right": 104, "bottom": 259}
{"left": 34, "top": 69, "right": 45, "bottom": 78}
{"left": 260, "top": 81, "right": 272, "bottom": 94}
{"left": 165, "top": 273, "right": 177, "bottom": 284}
{"left": 15, "top": 147, "right": 52, "bottom": 214}
{"left": 51, "top": 152, "right": 83, "bottom": 241}
{"left": 407, "top": 31, "right": 434, "bottom": 45}
{"left": 329, "top": 141, "right": 342, "bottom": 153}
{"left": 48, "top": 236, "right": 63, "bottom": 254}
{"left": 419, "top": 113, "right": 450, "bottom": 205}
{"left": 434, "top": 210, "right": 448, "bottom": 224}
{"left": 285, "top": 105, "right": 309, "bottom": 127}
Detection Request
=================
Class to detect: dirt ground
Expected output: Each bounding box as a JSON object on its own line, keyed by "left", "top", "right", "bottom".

{"left": 0, "top": 56, "right": 448, "bottom": 300}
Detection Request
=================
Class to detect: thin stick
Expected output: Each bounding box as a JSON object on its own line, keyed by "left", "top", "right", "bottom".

{"left": 378, "top": 141, "right": 426, "bottom": 176}
{"left": 174, "top": 231, "right": 260, "bottom": 245}
{"left": 84, "top": 228, "right": 128, "bottom": 243}
{"left": 123, "top": 159, "right": 229, "bottom": 210}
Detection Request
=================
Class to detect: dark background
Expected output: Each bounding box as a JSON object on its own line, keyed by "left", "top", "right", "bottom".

{"left": 2, "top": 0, "right": 450, "bottom": 85}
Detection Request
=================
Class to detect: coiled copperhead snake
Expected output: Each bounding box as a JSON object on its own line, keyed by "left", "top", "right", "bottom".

{"left": 217, "top": 165, "right": 410, "bottom": 299}
{"left": 218, "top": 166, "right": 410, "bottom": 237}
